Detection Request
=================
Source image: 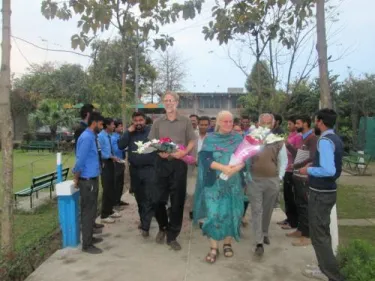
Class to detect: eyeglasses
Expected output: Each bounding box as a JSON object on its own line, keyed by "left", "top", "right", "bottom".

{"left": 163, "top": 99, "right": 176, "bottom": 103}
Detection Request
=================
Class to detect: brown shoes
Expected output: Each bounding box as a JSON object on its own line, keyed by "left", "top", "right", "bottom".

{"left": 292, "top": 237, "right": 311, "bottom": 247}
{"left": 286, "top": 230, "right": 302, "bottom": 238}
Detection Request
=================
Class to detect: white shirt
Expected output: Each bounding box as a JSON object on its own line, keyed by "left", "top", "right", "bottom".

{"left": 197, "top": 134, "right": 207, "bottom": 154}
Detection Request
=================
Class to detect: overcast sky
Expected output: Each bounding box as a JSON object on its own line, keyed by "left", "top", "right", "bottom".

{"left": 3, "top": 0, "right": 375, "bottom": 92}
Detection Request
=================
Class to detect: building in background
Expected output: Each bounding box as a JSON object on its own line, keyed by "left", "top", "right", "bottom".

{"left": 134, "top": 88, "right": 246, "bottom": 119}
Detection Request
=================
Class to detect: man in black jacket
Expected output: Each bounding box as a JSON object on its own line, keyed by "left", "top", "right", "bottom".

{"left": 118, "top": 112, "right": 156, "bottom": 237}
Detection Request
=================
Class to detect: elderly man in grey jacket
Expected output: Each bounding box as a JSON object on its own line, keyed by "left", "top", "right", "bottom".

{"left": 250, "top": 113, "right": 288, "bottom": 257}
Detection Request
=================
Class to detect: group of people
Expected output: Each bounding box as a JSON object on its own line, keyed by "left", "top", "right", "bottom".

{"left": 72, "top": 91, "right": 344, "bottom": 281}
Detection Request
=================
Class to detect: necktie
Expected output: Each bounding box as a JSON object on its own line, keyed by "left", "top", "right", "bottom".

{"left": 95, "top": 136, "right": 103, "bottom": 172}
{"left": 108, "top": 135, "right": 114, "bottom": 155}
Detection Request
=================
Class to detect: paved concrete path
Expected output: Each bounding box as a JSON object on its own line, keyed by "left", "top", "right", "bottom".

{"left": 26, "top": 196, "right": 318, "bottom": 281}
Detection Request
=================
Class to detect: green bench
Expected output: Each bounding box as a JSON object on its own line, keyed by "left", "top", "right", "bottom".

{"left": 343, "top": 150, "right": 372, "bottom": 176}
{"left": 20, "top": 140, "right": 56, "bottom": 152}
{"left": 14, "top": 168, "right": 70, "bottom": 208}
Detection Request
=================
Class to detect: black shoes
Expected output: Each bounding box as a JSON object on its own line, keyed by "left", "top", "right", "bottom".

{"left": 155, "top": 230, "right": 166, "bottom": 244}
{"left": 141, "top": 230, "right": 150, "bottom": 238}
{"left": 92, "top": 237, "right": 103, "bottom": 244}
{"left": 263, "top": 236, "right": 270, "bottom": 245}
{"left": 255, "top": 244, "right": 264, "bottom": 257}
{"left": 167, "top": 240, "right": 182, "bottom": 251}
{"left": 93, "top": 228, "right": 103, "bottom": 234}
{"left": 94, "top": 223, "right": 104, "bottom": 229}
{"left": 82, "top": 245, "right": 103, "bottom": 254}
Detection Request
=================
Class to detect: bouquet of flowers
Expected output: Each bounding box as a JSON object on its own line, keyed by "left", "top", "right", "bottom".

{"left": 134, "top": 137, "right": 196, "bottom": 165}
{"left": 220, "top": 127, "right": 284, "bottom": 180}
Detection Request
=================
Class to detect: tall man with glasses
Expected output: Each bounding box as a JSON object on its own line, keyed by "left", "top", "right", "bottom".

{"left": 148, "top": 91, "right": 196, "bottom": 251}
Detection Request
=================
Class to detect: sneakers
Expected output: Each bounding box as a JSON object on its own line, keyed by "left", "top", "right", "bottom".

{"left": 167, "top": 240, "right": 182, "bottom": 251}
{"left": 302, "top": 268, "right": 328, "bottom": 280}
{"left": 82, "top": 245, "right": 103, "bottom": 254}
{"left": 110, "top": 212, "right": 122, "bottom": 219}
{"left": 155, "top": 230, "right": 166, "bottom": 244}
{"left": 254, "top": 244, "right": 264, "bottom": 257}
{"left": 292, "top": 236, "right": 312, "bottom": 247}
{"left": 101, "top": 217, "right": 115, "bottom": 224}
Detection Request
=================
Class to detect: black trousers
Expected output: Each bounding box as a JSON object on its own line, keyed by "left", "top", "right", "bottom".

{"left": 114, "top": 162, "right": 125, "bottom": 205}
{"left": 283, "top": 172, "right": 298, "bottom": 228}
{"left": 153, "top": 158, "right": 188, "bottom": 242}
{"left": 294, "top": 176, "right": 310, "bottom": 237}
{"left": 79, "top": 178, "right": 99, "bottom": 248}
{"left": 130, "top": 165, "right": 155, "bottom": 231}
{"left": 309, "top": 190, "right": 345, "bottom": 281}
{"left": 101, "top": 160, "right": 115, "bottom": 218}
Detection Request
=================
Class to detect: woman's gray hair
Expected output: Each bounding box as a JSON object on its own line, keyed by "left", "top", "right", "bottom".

{"left": 215, "top": 110, "right": 233, "bottom": 132}
{"left": 258, "top": 113, "right": 275, "bottom": 126}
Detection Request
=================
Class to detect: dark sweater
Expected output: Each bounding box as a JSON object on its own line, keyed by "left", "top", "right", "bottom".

{"left": 291, "top": 132, "right": 318, "bottom": 169}
{"left": 74, "top": 121, "right": 88, "bottom": 152}
{"left": 118, "top": 126, "right": 155, "bottom": 167}
{"left": 309, "top": 133, "right": 343, "bottom": 191}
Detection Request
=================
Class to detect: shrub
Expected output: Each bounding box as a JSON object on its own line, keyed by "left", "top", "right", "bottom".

{"left": 337, "top": 239, "right": 375, "bottom": 281}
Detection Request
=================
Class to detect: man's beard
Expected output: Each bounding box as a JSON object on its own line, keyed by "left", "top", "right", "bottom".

{"left": 94, "top": 127, "right": 101, "bottom": 134}
{"left": 314, "top": 127, "right": 321, "bottom": 136}
{"left": 135, "top": 124, "right": 144, "bottom": 131}
{"left": 296, "top": 127, "right": 303, "bottom": 133}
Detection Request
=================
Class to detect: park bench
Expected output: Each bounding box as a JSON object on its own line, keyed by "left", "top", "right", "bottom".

{"left": 20, "top": 140, "right": 56, "bottom": 152}
{"left": 14, "top": 167, "right": 70, "bottom": 208}
{"left": 342, "top": 150, "right": 372, "bottom": 176}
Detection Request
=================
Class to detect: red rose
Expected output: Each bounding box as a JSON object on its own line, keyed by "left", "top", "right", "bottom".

{"left": 160, "top": 137, "right": 172, "bottom": 143}
{"left": 245, "top": 135, "right": 263, "bottom": 145}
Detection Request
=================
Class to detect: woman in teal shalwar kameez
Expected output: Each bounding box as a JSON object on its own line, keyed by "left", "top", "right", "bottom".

{"left": 193, "top": 111, "right": 245, "bottom": 264}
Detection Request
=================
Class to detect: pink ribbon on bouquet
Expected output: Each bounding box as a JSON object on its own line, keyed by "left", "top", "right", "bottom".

{"left": 177, "top": 144, "right": 196, "bottom": 165}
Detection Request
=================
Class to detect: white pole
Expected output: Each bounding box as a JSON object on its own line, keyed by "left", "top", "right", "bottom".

{"left": 330, "top": 204, "right": 339, "bottom": 255}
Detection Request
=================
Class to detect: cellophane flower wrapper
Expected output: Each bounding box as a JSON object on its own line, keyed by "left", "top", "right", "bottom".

{"left": 219, "top": 137, "right": 263, "bottom": 180}
{"left": 219, "top": 127, "right": 284, "bottom": 181}
{"left": 134, "top": 138, "right": 196, "bottom": 165}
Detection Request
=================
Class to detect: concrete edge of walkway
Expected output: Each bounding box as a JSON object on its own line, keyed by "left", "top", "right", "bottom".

{"left": 338, "top": 218, "right": 375, "bottom": 226}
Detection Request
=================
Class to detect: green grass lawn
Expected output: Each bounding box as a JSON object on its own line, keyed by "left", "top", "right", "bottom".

{"left": 337, "top": 185, "right": 375, "bottom": 219}
{"left": 0, "top": 150, "right": 75, "bottom": 201}
{"left": 339, "top": 225, "right": 375, "bottom": 247}
{"left": 13, "top": 201, "right": 60, "bottom": 252}
{"left": 0, "top": 150, "right": 74, "bottom": 259}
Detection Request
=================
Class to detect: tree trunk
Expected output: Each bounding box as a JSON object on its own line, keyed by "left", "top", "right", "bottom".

{"left": 121, "top": 67, "right": 127, "bottom": 127}
{"left": 256, "top": 57, "right": 262, "bottom": 114}
{"left": 0, "top": 0, "right": 15, "bottom": 259}
{"left": 255, "top": 33, "right": 263, "bottom": 114}
{"left": 316, "top": 0, "right": 332, "bottom": 109}
{"left": 134, "top": 28, "right": 140, "bottom": 112}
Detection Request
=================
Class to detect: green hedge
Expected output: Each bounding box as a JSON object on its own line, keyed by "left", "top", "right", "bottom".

{"left": 338, "top": 240, "right": 375, "bottom": 281}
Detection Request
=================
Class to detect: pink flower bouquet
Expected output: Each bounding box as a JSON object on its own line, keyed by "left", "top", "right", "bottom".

{"left": 220, "top": 127, "right": 284, "bottom": 180}
{"left": 134, "top": 138, "right": 196, "bottom": 165}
